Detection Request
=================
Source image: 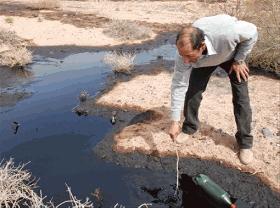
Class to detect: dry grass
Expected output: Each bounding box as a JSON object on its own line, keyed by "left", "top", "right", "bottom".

{"left": 0, "top": 46, "right": 33, "bottom": 68}
{"left": 103, "top": 20, "right": 152, "bottom": 42}
{"left": 103, "top": 51, "right": 136, "bottom": 74}
{"left": 25, "top": 0, "right": 60, "bottom": 10}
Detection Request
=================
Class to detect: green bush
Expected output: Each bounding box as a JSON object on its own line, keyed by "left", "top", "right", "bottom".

{"left": 5, "top": 17, "right": 13, "bottom": 24}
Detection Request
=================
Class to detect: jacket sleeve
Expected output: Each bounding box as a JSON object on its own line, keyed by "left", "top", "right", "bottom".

{"left": 170, "top": 51, "right": 192, "bottom": 121}
{"left": 233, "top": 20, "right": 258, "bottom": 61}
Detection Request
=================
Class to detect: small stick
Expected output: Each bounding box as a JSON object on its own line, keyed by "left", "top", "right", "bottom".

{"left": 174, "top": 146, "right": 179, "bottom": 196}
{"left": 138, "top": 203, "right": 152, "bottom": 208}
{"left": 250, "top": 171, "right": 264, "bottom": 175}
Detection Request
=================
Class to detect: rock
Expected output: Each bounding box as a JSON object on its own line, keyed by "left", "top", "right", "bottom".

{"left": 262, "top": 128, "right": 273, "bottom": 137}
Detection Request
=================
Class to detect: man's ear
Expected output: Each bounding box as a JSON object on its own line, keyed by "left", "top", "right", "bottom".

{"left": 201, "top": 42, "right": 206, "bottom": 51}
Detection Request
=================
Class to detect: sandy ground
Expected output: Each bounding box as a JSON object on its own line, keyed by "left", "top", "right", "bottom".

{"left": 0, "top": 0, "right": 279, "bottom": 195}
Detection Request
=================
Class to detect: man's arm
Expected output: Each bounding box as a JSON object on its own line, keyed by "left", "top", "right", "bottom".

{"left": 230, "top": 21, "right": 258, "bottom": 82}
{"left": 169, "top": 51, "right": 192, "bottom": 140}
{"left": 233, "top": 20, "right": 258, "bottom": 62}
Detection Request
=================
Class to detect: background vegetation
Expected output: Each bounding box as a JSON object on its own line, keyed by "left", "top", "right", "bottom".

{"left": 0, "top": 28, "right": 32, "bottom": 69}
{"left": 103, "top": 51, "right": 136, "bottom": 74}
{"left": 0, "top": 158, "right": 129, "bottom": 208}
{"left": 103, "top": 20, "right": 152, "bottom": 42}
{"left": 215, "top": 0, "right": 279, "bottom": 76}
{"left": 25, "top": 0, "right": 61, "bottom": 10}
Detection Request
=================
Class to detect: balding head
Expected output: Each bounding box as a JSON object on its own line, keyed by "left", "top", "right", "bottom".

{"left": 176, "top": 26, "right": 205, "bottom": 50}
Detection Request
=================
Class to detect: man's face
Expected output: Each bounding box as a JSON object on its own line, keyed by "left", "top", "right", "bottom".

{"left": 177, "top": 42, "right": 205, "bottom": 63}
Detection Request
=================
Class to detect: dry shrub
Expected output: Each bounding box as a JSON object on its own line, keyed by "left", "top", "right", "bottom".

{"left": 91, "top": 188, "right": 103, "bottom": 207}
{"left": 0, "top": 158, "right": 151, "bottom": 207}
{"left": 0, "top": 28, "right": 32, "bottom": 69}
{"left": 0, "top": 28, "right": 23, "bottom": 46}
{"left": 0, "top": 158, "right": 94, "bottom": 208}
{"left": 0, "top": 158, "right": 45, "bottom": 207}
{"left": 214, "top": 0, "right": 253, "bottom": 20}
{"left": 1, "top": 46, "right": 32, "bottom": 68}
{"left": 26, "top": 0, "right": 60, "bottom": 10}
{"left": 103, "top": 51, "right": 136, "bottom": 74}
{"left": 103, "top": 20, "right": 152, "bottom": 42}
{"left": 246, "top": 0, "right": 280, "bottom": 76}
{"left": 214, "top": 0, "right": 280, "bottom": 76}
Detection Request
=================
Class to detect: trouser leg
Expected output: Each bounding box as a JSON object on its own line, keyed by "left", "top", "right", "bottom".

{"left": 182, "top": 65, "right": 217, "bottom": 134}
{"left": 221, "top": 58, "right": 254, "bottom": 149}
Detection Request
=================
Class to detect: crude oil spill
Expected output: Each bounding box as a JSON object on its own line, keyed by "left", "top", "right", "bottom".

{"left": 140, "top": 174, "right": 252, "bottom": 208}
{"left": 0, "top": 46, "right": 279, "bottom": 207}
{"left": 141, "top": 186, "right": 180, "bottom": 206}
{"left": 11, "top": 121, "right": 20, "bottom": 134}
{"left": 0, "top": 47, "right": 176, "bottom": 206}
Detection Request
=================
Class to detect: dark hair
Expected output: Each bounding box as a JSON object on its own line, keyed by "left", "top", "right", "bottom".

{"left": 176, "top": 26, "right": 205, "bottom": 50}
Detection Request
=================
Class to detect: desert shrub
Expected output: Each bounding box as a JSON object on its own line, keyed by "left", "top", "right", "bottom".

{"left": 0, "top": 158, "right": 149, "bottom": 208}
{"left": 5, "top": 17, "right": 13, "bottom": 24}
{"left": 103, "top": 51, "right": 136, "bottom": 74}
{"left": 0, "top": 46, "right": 33, "bottom": 68}
{"left": 0, "top": 158, "right": 45, "bottom": 207}
{"left": 103, "top": 20, "right": 152, "bottom": 41}
{"left": 0, "top": 28, "right": 32, "bottom": 69}
{"left": 213, "top": 0, "right": 253, "bottom": 20}
{"left": 0, "top": 28, "right": 23, "bottom": 46}
{"left": 245, "top": 0, "right": 280, "bottom": 76}
{"left": 0, "top": 158, "right": 94, "bottom": 207}
{"left": 25, "top": 0, "right": 60, "bottom": 10}
{"left": 214, "top": 0, "right": 280, "bottom": 76}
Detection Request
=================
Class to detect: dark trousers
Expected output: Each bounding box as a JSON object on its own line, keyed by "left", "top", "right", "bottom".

{"left": 182, "top": 58, "right": 253, "bottom": 149}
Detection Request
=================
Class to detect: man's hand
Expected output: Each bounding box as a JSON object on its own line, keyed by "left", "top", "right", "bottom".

{"left": 229, "top": 61, "right": 250, "bottom": 82}
{"left": 169, "top": 121, "right": 181, "bottom": 142}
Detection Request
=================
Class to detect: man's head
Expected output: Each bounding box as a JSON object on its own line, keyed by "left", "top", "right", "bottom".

{"left": 176, "top": 26, "right": 206, "bottom": 63}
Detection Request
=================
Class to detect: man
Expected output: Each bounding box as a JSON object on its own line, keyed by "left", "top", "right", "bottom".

{"left": 169, "top": 14, "right": 258, "bottom": 165}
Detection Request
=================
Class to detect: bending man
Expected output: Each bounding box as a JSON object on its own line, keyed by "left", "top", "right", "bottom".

{"left": 169, "top": 14, "right": 258, "bottom": 165}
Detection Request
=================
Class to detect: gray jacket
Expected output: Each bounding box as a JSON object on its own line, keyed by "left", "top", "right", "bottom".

{"left": 170, "top": 14, "right": 258, "bottom": 121}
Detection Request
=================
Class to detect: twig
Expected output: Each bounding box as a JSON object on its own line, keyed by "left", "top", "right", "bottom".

{"left": 174, "top": 145, "right": 180, "bottom": 197}
{"left": 249, "top": 171, "right": 264, "bottom": 176}
{"left": 114, "top": 203, "right": 125, "bottom": 208}
{"left": 138, "top": 203, "right": 152, "bottom": 208}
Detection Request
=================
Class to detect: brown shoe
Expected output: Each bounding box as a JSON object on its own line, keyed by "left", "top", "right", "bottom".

{"left": 176, "top": 132, "right": 189, "bottom": 144}
{"left": 239, "top": 149, "right": 253, "bottom": 165}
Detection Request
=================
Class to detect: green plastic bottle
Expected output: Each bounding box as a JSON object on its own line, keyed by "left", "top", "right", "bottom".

{"left": 192, "top": 174, "right": 236, "bottom": 208}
